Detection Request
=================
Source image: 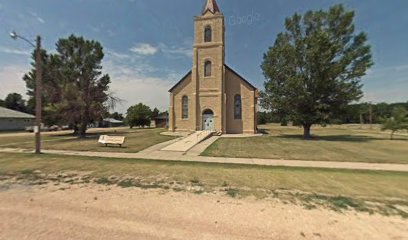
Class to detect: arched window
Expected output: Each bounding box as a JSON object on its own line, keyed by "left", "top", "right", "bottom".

{"left": 234, "top": 95, "right": 242, "bottom": 120}
{"left": 204, "top": 61, "right": 212, "bottom": 77}
{"left": 182, "top": 96, "right": 188, "bottom": 119}
{"left": 204, "top": 26, "right": 212, "bottom": 42}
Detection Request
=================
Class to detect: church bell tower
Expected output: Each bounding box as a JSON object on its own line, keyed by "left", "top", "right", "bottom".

{"left": 192, "top": 0, "right": 226, "bottom": 133}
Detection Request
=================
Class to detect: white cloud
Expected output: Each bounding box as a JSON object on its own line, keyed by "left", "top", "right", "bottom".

{"left": 88, "top": 25, "right": 101, "bottom": 33}
{"left": 129, "top": 42, "right": 192, "bottom": 58}
{"left": 130, "top": 43, "right": 159, "bottom": 56}
{"left": 0, "top": 46, "right": 31, "bottom": 56}
{"left": 361, "top": 64, "right": 408, "bottom": 103}
{"left": 159, "top": 43, "right": 192, "bottom": 58}
{"left": 0, "top": 60, "right": 175, "bottom": 113}
{"left": 102, "top": 48, "right": 180, "bottom": 112}
{"left": 36, "top": 17, "right": 45, "bottom": 24}
{"left": 30, "top": 12, "right": 45, "bottom": 24}
{"left": 103, "top": 60, "right": 176, "bottom": 113}
{"left": 106, "top": 49, "right": 131, "bottom": 60}
{"left": 107, "top": 29, "right": 116, "bottom": 37}
{"left": 362, "top": 87, "right": 408, "bottom": 103}
{"left": 0, "top": 65, "right": 29, "bottom": 99}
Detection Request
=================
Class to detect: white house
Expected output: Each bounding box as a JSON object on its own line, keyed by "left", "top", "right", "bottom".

{"left": 0, "top": 106, "right": 35, "bottom": 131}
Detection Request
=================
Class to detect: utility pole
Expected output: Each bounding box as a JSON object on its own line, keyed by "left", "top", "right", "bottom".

{"left": 369, "top": 102, "right": 373, "bottom": 130}
{"left": 35, "top": 36, "right": 42, "bottom": 154}
{"left": 10, "top": 32, "right": 42, "bottom": 154}
{"left": 360, "top": 113, "right": 363, "bottom": 129}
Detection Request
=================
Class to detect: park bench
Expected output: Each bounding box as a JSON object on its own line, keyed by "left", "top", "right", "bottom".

{"left": 98, "top": 135, "right": 126, "bottom": 147}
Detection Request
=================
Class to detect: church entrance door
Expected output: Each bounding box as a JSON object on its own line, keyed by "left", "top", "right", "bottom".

{"left": 202, "top": 109, "right": 214, "bottom": 131}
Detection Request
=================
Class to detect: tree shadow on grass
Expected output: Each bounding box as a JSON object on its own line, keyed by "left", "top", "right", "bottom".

{"left": 258, "top": 128, "right": 270, "bottom": 135}
{"left": 275, "top": 134, "right": 393, "bottom": 142}
{"left": 49, "top": 131, "right": 128, "bottom": 139}
{"left": 44, "top": 136, "right": 130, "bottom": 150}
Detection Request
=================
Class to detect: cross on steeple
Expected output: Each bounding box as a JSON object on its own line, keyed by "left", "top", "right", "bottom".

{"left": 202, "top": 0, "right": 221, "bottom": 15}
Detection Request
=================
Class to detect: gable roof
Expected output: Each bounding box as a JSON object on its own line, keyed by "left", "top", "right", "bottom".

{"left": 224, "top": 64, "right": 257, "bottom": 91}
{"left": 202, "top": 0, "right": 221, "bottom": 15}
{"left": 0, "top": 106, "right": 35, "bottom": 119}
{"left": 168, "top": 70, "right": 192, "bottom": 92}
{"left": 168, "top": 65, "right": 257, "bottom": 93}
{"left": 103, "top": 118, "right": 124, "bottom": 124}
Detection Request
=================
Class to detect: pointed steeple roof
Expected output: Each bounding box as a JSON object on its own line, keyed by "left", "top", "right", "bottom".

{"left": 202, "top": 0, "right": 221, "bottom": 15}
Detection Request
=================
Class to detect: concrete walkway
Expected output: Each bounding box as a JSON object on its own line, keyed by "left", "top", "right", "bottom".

{"left": 161, "top": 130, "right": 213, "bottom": 152}
{"left": 1, "top": 139, "right": 408, "bottom": 172}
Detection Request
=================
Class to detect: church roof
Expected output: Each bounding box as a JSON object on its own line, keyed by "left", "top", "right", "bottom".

{"left": 168, "top": 65, "right": 257, "bottom": 92}
{"left": 168, "top": 70, "right": 192, "bottom": 93}
{"left": 224, "top": 65, "right": 257, "bottom": 91}
{"left": 202, "top": 0, "right": 221, "bottom": 15}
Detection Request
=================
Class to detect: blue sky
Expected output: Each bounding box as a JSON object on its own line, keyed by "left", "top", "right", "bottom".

{"left": 0, "top": 0, "right": 407, "bottom": 113}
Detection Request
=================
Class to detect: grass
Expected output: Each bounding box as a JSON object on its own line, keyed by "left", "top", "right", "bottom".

{"left": 0, "top": 128, "right": 175, "bottom": 153}
{"left": 1, "top": 152, "right": 408, "bottom": 216}
{"left": 202, "top": 124, "right": 408, "bottom": 164}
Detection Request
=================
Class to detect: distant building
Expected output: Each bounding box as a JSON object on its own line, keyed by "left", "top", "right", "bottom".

{"left": 100, "top": 118, "right": 124, "bottom": 128}
{"left": 0, "top": 106, "right": 35, "bottom": 131}
{"left": 154, "top": 113, "right": 169, "bottom": 128}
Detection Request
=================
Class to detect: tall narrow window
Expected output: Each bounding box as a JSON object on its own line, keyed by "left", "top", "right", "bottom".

{"left": 204, "top": 61, "right": 212, "bottom": 77}
{"left": 204, "top": 26, "right": 212, "bottom": 42}
{"left": 234, "top": 95, "right": 242, "bottom": 120}
{"left": 182, "top": 96, "right": 189, "bottom": 119}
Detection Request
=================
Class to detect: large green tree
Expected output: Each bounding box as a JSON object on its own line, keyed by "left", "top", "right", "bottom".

{"left": 126, "top": 103, "right": 152, "bottom": 128}
{"left": 3, "top": 93, "right": 27, "bottom": 112}
{"left": 261, "top": 4, "right": 373, "bottom": 138}
{"left": 23, "top": 35, "right": 113, "bottom": 137}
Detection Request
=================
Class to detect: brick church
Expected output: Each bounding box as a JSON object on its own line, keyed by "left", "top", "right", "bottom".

{"left": 168, "top": 0, "right": 259, "bottom": 134}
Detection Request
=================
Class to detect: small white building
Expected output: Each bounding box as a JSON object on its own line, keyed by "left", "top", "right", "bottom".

{"left": 0, "top": 106, "right": 35, "bottom": 131}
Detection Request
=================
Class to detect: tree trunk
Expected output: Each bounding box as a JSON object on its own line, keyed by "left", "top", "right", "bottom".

{"left": 73, "top": 125, "right": 79, "bottom": 136}
{"left": 303, "top": 124, "right": 312, "bottom": 139}
{"left": 78, "top": 121, "right": 87, "bottom": 138}
{"left": 390, "top": 131, "right": 395, "bottom": 140}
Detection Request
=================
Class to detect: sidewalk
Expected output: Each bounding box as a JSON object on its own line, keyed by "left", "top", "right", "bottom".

{"left": 1, "top": 139, "right": 407, "bottom": 172}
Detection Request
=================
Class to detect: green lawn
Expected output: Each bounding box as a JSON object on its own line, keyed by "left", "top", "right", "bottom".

{"left": 0, "top": 128, "right": 175, "bottom": 153}
{"left": 202, "top": 124, "right": 408, "bottom": 164}
{"left": 0, "top": 152, "right": 407, "bottom": 216}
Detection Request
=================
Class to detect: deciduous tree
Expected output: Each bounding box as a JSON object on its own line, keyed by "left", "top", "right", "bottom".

{"left": 261, "top": 4, "right": 373, "bottom": 138}
{"left": 126, "top": 103, "right": 152, "bottom": 128}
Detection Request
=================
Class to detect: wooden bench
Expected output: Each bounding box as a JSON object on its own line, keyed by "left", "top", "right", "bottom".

{"left": 98, "top": 135, "right": 126, "bottom": 147}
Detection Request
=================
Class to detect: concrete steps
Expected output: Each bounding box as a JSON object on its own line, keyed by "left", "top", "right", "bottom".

{"left": 161, "top": 130, "right": 214, "bottom": 152}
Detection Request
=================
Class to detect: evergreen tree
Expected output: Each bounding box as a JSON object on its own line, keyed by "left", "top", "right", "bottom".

{"left": 381, "top": 107, "right": 408, "bottom": 140}
{"left": 23, "top": 35, "right": 114, "bottom": 137}
{"left": 4, "top": 93, "right": 27, "bottom": 112}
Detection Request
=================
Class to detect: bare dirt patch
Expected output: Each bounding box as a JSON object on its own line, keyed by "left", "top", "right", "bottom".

{"left": 0, "top": 181, "right": 407, "bottom": 240}
{"left": 0, "top": 170, "right": 407, "bottom": 240}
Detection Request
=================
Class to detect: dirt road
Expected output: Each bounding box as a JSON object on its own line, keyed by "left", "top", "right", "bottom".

{"left": 0, "top": 184, "right": 406, "bottom": 240}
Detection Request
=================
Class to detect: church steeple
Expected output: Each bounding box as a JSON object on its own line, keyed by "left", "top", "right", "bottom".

{"left": 202, "top": 0, "right": 221, "bottom": 15}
